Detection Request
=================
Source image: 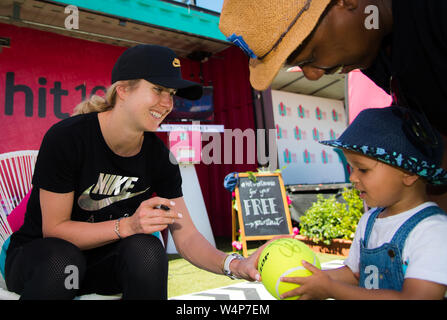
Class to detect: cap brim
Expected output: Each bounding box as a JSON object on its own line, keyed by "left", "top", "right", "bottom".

{"left": 319, "top": 140, "right": 343, "bottom": 149}
{"left": 249, "top": 0, "right": 331, "bottom": 91}
{"left": 146, "top": 76, "right": 203, "bottom": 100}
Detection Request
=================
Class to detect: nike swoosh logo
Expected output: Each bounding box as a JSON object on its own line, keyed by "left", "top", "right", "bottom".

{"left": 78, "top": 184, "right": 150, "bottom": 211}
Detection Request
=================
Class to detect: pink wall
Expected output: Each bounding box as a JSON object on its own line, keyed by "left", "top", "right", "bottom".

{"left": 0, "top": 23, "right": 126, "bottom": 154}
{"left": 348, "top": 70, "right": 392, "bottom": 123}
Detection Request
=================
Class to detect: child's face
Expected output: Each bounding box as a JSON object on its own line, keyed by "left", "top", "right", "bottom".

{"left": 343, "top": 150, "right": 408, "bottom": 209}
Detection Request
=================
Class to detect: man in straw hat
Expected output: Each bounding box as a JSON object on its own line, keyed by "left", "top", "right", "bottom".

{"left": 219, "top": 0, "right": 447, "bottom": 210}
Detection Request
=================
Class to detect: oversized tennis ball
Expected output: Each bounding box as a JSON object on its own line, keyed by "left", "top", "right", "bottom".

{"left": 257, "top": 238, "right": 321, "bottom": 300}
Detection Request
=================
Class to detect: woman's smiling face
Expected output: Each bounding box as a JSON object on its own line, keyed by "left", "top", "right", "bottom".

{"left": 121, "top": 79, "right": 176, "bottom": 132}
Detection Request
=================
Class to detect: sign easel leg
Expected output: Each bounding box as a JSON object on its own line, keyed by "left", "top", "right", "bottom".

{"left": 231, "top": 206, "right": 237, "bottom": 253}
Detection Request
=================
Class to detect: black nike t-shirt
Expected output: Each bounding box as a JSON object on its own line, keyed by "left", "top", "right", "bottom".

{"left": 362, "top": 0, "right": 447, "bottom": 135}
{"left": 8, "top": 112, "right": 182, "bottom": 250}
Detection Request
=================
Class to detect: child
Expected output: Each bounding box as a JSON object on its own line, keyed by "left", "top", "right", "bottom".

{"left": 280, "top": 106, "right": 447, "bottom": 299}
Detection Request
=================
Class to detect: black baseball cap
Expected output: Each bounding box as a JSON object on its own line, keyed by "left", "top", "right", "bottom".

{"left": 111, "top": 44, "right": 203, "bottom": 100}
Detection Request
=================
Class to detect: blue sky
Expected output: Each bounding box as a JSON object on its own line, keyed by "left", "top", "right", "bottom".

{"left": 197, "top": 0, "right": 224, "bottom": 12}
{"left": 172, "top": 0, "right": 224, "bottom": 13}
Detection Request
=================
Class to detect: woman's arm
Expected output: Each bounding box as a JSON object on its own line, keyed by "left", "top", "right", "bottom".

{"left": 169, "top": 197, "right": 260, "bottom": 280}
{"left": 40, "top": 189, "right": 118, "bottom": 250}
{"left": 168, "top": 197, "right": 227, "bottom": 274}
{"left": 40, "top": 189, "right": 182, "bottom": 250}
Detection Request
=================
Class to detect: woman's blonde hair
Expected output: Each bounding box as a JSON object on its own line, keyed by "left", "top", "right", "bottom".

{"left": 72, "top": 79, "right": 141, "bottom": 116}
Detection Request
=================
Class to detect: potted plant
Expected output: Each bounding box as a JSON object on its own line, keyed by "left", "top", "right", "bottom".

{"left": 296, "top": 188, "right": 364, "bottom": 256}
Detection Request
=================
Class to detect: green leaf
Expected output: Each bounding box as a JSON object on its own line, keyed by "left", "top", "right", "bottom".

{"left": 247, "top": 171, "right": 257, "bottom": 182}
{"left": 299, "top": 188, "right": 364, "bottom": 243}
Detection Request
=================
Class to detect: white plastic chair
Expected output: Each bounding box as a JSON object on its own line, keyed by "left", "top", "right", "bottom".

{"left": 0, "top": 150, "right": 38, "bottom": 299}
{"left": 0, "top": 150, "right": 38, "bottom": 245}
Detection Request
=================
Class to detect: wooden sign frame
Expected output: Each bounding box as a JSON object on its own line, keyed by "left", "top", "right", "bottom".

{"left": 232, "top": 172, "right": 293, "bottom": 257}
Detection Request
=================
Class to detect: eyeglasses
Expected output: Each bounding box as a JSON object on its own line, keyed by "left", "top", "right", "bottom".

{"left": 390, "top": 76, "right": 439, "bottom": 149}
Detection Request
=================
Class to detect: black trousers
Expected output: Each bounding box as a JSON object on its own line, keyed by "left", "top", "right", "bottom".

{"left": 5, "top": 234, "right": 168, "bottom": 300}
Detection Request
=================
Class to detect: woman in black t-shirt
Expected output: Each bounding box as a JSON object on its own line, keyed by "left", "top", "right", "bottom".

{"left": 4, "top": 45, "right": 261, "bottom": 299}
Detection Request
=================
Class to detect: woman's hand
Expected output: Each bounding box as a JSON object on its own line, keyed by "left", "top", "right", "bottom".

{"left": 228, "top": 235, "right": 293, "bottom": 282}
{"left": 229, "top": 251, "right": 262, "bottom": 282}
{"left": 120, "top": 197, "right": 183, "bottom": 237}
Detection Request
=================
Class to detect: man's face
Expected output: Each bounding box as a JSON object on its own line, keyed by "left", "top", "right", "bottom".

{"left": 286, "top": 0, "right": 386, "bottom": 80}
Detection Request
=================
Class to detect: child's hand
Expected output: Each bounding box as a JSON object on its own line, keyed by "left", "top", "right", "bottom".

{"left": 279, "top": 260, "right": 332, "bottom": 300}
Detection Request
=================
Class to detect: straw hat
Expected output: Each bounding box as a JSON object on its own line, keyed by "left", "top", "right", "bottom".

{"left": 219, "top": 0, "right": 331, "bottom": 91}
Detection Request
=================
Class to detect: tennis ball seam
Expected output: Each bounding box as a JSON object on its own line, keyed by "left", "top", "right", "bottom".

{"left": 276, "top": 266, "right": 305, "bottom": 299}
{"left": 275, "top": 255, "right": 317, "bottom": 299}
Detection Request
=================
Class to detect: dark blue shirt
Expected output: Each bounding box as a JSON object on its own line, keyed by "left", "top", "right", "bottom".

{"left": 362, "top": 0, "right": 447, "bottom": 135}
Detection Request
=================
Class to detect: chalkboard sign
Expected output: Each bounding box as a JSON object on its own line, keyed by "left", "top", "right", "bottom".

{"left": 232, "top": 173, "right": 293, "bottom": 256}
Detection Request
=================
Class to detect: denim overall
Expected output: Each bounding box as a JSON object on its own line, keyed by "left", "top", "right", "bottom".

{"left": 359, "top": 206, "right": 444, "bottom": 291}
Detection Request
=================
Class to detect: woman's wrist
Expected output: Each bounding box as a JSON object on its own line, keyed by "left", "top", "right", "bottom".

{"left": 229, "top": 257, "right": 242, "bottom": 274}
{"left": 115, "top": 216, "right": 132, "bottom": 239}
{"left": 222, "top": 253, "right": 244, "bottom": 279}
{"left": 114, "top": 217, "right": 123, "bottom": 239}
